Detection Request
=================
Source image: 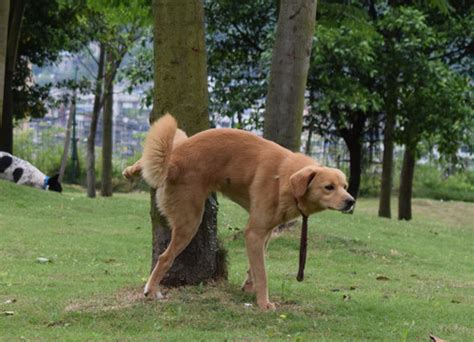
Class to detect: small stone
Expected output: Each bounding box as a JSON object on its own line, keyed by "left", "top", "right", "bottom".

{"left": 36, "top": 257, "right": 51, "bottom": 264}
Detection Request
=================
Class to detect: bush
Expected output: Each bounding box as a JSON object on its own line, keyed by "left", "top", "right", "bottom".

{"left": 413, "top": 165, "right": 474, "bottom": 202}
{"left": 359, "top": 161, "right": 474, "bottom": 202}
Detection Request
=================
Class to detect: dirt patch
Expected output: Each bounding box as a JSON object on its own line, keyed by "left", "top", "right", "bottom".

{"left": 65, "top": 286, "right": 145, "bottom": 313}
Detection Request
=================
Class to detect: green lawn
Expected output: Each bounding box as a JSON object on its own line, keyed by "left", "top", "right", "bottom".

{"left": 0, "top": 180, "right": 473, "bottom": 341}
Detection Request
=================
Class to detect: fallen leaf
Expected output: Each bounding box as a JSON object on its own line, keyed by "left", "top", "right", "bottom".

{"left": 429, "top": 333, "right": 446, "bottom": 342}
{"left": 451, "top": 299, "right": 461, "bottom": 304}
{"left": 350, "top": 286, "right": 357, "bottom": 291}
{"left": 343, "top": 294, "right": 351, "bottom": 301}
{"left": 376, "top": 276, "right": 390, "bottom": 281}
{"left": 3, "top": 311, "right": 14, "bottom": 316}
{"left": 330, "top": 288, "right": 340, "bottom": 292}
{"left": 3, "top": 299, "right": 16, "bottom": 304}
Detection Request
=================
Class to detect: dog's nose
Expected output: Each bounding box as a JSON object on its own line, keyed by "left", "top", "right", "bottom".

{"left": 343, "top": 198, "right": 355, "bottom": 211}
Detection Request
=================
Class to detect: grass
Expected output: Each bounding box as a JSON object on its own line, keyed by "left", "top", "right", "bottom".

{"left": 0, "top": 180, "right": 473, "bottom": 341}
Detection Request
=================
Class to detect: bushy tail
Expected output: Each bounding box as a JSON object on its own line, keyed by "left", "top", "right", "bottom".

{"left": 142, "top": 114, "right": 179, "bottom": 188}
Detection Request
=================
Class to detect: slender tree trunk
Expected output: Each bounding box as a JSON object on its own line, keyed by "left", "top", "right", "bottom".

{"left": 378, "top": 86, "right": 397, "bottom": 218}
{"left": 305, "top": 122, "right": 314, "bottom": 155}
{"left": 101, "top": 49, "right": 114, "bottom": 197}
{"left": 339, "top": 112, "right": 366, "bottom": 202}
{"left": 0, "top": 0, "right": 10, "bottom": 125}
{"left": 58, "top": 96, "right": 75, "bottom": 183}
{"left": 263, "top": 0, "right": 317, "bottom": 152}
{"left": 151, "top": 0, "right": 226, "bottom": 286}
{"left": 398, "top": 146, "right": 416, "bottom": 220}
{"left": 346, "top": 139, "right": 362, "bottom": 199}
{"left": 86, "top": 44, "right": 105, "bottom": 198}
{"left": 0, "top": 0, "right": 25, "bottom": 152}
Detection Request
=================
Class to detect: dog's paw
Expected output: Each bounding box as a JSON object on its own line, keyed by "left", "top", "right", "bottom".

{"left": 143, "top": 284, "right": 164, "bottom": 300}
{"left": 257, "top": 300, "right": 276, "bottom": 311}
{"left": 122, "top": 167, "right": 133, "bottom": 180}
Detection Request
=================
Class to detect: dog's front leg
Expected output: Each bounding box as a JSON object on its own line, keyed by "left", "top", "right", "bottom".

{"left": 244, "top": 227, "right": 275, "bottom": 310}
{"left": 242, "top": 232, "right": 272, "bottom": 294}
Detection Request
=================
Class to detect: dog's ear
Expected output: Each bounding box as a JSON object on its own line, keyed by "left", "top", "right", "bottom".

{"left": 47, "top": 174, "right": 63, "bottom": 193}
{"left": 290, "top": 167, "right": 317, "bottom": 198}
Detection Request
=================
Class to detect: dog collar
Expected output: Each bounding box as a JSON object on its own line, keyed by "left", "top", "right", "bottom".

{"left": 43, "top": 176, "right": 50, "bottom": 190}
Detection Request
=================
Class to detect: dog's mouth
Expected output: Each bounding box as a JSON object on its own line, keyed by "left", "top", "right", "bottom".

{"left": 341, "top": 204, "right": 354, "bottom": 212}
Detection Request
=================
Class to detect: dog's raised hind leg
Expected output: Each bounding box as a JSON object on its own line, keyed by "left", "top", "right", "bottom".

{"left": 122, "top": 159, "right": 143, "bottom": 179}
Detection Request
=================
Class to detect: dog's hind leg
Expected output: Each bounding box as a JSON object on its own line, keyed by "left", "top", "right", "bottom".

{"left": 122, "top": 159, "right": 142, "bottom": 179}
{"left": 144, "top": 196, "right": 205, "bottom": 299}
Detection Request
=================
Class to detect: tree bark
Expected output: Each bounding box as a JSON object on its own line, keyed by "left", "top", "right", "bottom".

{"left": 304, "top": 122, "right": 314, "bottom": 155}
{"left": 86, "top": 44, "right": 105, "bottom": 198}
{"left": 151, "top": 0, "right": 226, "bottom": 286}
{"left": 378, "top": 86, "right": 397, "bottom": 218}
{"left": 0, "top": 0, "right": 10, "bottom": 126}
{"left": 100, "top": 49, "right": 114, "bottom": 197}
{"left": 339, "top": 112, "right": 366, "bottom": 201}
{"left": 398, "top": 146, "right": 416, "bottom": 220}
{"left": 0, "top": 0, "right": 25, "bottom": 152}
{"left": 58, "top": 96, "right": 75, "bottom": 183}
{"left": 346, "top": 138, "right": 362, "bottom": 199}
{"left": 263, "top": 0, "right": 317, "bottom": 152}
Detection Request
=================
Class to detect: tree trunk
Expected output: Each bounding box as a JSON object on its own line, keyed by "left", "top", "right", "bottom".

{"left": 378, "top": 95, "right": 397, "bottom": 218}
{"left": 0, "top": 0, "right": 25, "bottom": 152}
{"left": 346, "top": 139, "right": 362, "bottom": 199}
{"left": 151, "top": 0, "right": 226, "bottom": 286}
{"left": 339, "top": 112, "right": 366, "bottom": 201}
{"left": 100, "top": 49, "right": 114, "bottom": 197}
{"left": 263, "top": 0, "right": 317, "bottom": 152}
{"left": 0, "top": 0, "right": 10, "bottom": 126}
{"left": 305, "top": 122, "right": 314, "bottom": 155}
{"left": 58, "top": 96, "right": 75, "bottom": 183}
{"left": 398, "top": 146, "right": 416, "bottom": 221}
{"left": 86, "top": 44, "right": 105, "bottom": 198}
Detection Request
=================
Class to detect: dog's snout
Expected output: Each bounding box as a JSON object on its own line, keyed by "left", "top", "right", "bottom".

{"left": 342, "top": 197, "right": 355, "bottom": 212}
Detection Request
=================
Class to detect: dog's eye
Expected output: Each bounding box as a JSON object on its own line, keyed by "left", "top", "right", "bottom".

{"left": 325, "top": 184, "right": 334, "bottom": 191}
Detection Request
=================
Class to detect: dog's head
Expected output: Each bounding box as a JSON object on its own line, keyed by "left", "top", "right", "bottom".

{"left": 290, "top": 166, "right": 354, "bottom": 214}
{"left": 47, "top": 174, "right": 62, "bottom": 193}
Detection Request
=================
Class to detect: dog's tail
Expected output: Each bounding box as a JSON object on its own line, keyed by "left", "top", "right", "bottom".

{"left": 142, "top": 114, "right": 184, "bottom": 188}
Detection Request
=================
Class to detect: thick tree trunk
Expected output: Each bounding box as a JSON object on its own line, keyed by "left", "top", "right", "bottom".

{"left": 100, "top": 49, "right": 114, "bottom": 197}
{"left": 58, "top": 96, "right": 75, "bottom": 183}
{"left": 86, "top": 44, "right": 105, "bottom": 198}
{"left": 0, "top": 0, "right": 25, "bottom": 152}
{"left": 398, "top": 146, "right": 416, "bottom": 220}
{"left": 151, "top": 0, "right": 226, "bottom": 285}
{"left": 263, "top": 0, "right": 317, "bottom": 152}
{"left": 0, "top": 0, "right": 10, "bottom": 125}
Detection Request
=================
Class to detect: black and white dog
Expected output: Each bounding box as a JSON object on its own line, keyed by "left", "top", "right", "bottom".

{"left": 0, "top": 152, "right": 62, "bottom": 192}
